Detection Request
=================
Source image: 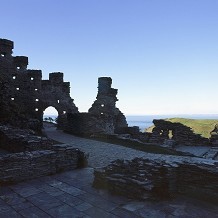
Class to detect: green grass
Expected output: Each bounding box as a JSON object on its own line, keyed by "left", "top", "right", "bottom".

{"left": 146, "top": 118, "right": 218, "bottom": 138}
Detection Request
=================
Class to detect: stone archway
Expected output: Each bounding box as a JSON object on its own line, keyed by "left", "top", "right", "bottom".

{"left": 43, "top": 106, "right": 59, "bottom": 123}
{"left": 41, "top": 104, "right": 68, "bottom": 130}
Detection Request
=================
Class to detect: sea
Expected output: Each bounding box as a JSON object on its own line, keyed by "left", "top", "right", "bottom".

{"left": 44, "top": 114, "right": 218, "bottom": 132}
{"left": 126, "top": 114, "right": 218, "bottom": 132}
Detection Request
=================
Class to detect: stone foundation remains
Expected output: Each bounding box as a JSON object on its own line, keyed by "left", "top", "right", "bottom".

{"left": 149, "top": 119, "right": 209, "bottom": 146}
{"left": 93, "top": 157, "right": 218, "bottom": 202}
{"left": 0, "top": 125, "right": 86, "bottom": 184}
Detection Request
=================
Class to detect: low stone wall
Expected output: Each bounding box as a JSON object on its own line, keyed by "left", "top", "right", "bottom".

{"left": 93, "top": 157, "right": 218, "bottom": 202}
{"left": 0, "top": 144, "right": 86, "bottom": 184}
{"left": 0, "top": 125, "right": 87, "bottom": 184}
{"left": 0, "top": 125, "right": 54, "bottom": 152}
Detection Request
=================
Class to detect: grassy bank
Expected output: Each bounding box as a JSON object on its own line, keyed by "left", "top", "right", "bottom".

{"left": 146, "top": 118, "right": 218, "bottom": 138}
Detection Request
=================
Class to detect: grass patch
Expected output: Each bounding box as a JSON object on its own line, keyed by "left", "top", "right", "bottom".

{"left": 146, "top": 118, "right": 218, "bottom": 138}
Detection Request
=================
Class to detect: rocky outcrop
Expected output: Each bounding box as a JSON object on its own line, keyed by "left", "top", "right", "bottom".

{"left": 93, "top": 157, "right": 218, "bottom": 201}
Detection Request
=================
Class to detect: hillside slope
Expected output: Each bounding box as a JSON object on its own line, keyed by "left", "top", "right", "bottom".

{"left": 146, "top": 118, "right": 218, "bottom": 138}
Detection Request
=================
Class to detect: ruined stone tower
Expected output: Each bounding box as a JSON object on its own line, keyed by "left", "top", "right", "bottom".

{"left": 89, "top": 77, "right": 118, "bottom": 116}
{"left": 66, "top": 77, "right": 128, "bottom": 135}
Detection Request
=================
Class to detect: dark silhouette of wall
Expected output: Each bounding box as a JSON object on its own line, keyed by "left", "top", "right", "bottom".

{"left": 0, "top": 38, "right": 78, "bottom": 130}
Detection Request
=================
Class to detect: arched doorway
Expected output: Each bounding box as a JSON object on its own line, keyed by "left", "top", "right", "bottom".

{"left": 43, "top": 106, "right": 59, "bottom": 123}
{"left": 43, "top": 106, "right": 59, "bottom": 130}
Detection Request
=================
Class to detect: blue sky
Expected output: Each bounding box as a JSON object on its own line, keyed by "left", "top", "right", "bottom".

{"left": 1, "top": 0, "right": 218, "bottom": 115}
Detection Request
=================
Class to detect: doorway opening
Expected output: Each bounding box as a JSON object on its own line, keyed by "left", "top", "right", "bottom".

{"left": 43, "top": 106, "right": 58, "bottom": 124}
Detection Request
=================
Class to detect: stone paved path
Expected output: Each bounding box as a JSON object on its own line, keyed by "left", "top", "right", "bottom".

{"left": 44, "top": 124, "right": 149, "bottom": 168}
{"left": 0, "top": 124, "right": 217, "bottom": 217}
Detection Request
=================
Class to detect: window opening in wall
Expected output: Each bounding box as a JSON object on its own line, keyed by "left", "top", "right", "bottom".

{"left": 168, "top": 130, "right": 173, "bottom": 139}
{"left": 11, "top": 97, "right": 14, "bottom": 101}
{"left": 35, "top": 99, "right": 39, "bottom": 102}
{"left": 31, "top": 77, "right": 34, "bottom": 80}
{"left": 101, "top": 104, "right": 105, "bottom": 107}
{"left": 12, "top": 76, "right": 16, "bottom": 80}
{"left": 57, "top": 100, "right": 60, "bottom": 103}
{"left": 16, "top": 88, "right": 19, "bottom": 90}
{"left": 35, "top": 88, "right": 38, "bottom": 91}
{"left": 35, "top": 108, "right": 38, "bottom": 111}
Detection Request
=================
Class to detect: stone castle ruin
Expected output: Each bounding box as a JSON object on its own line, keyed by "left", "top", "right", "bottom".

{"left": 0, "top": 38, "right": 128, "bottom": 135}
{"left": 0, "top": 39, "right": 78, "bottom": 131}
{"left": 149, "top": 119, "right": 209, "bottom": 146}
{"left": 1, "top": 38, "right": 217, "bottom": 144}
{"left": 66, "top": 77, "right": 128, "bottom": 135}
{"left": 0, "top": 38, "right": 129, "bottom": 183}
{"left": 1, "top": 38, "right": 218, "bottom": 187}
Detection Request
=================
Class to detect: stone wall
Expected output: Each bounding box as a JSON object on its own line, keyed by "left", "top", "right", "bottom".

{"left": 0, "top": 38, "right": 78, "bottom": 130}
{"left": 66, "top": 113, "right": 115, "bottom": 136}
{"left": 210, "top": 124, "right": 218, "bottom": 146}
{"left": 0, "top": 125, "right": 54, "bottom": 152}
{"left": 0, "top": 145, "right": 85, "bottom": 184}
{"left": 149, "top": 119, "right": 209, "bottom": 146}
{"left": 65, "top": 77, "right": 128, "bottom": 135}
{"left": 93, "top": 157, "right": 218, "bottom": 201}
{"left": 0, "top": 125, "right": 86, "bottom": 184}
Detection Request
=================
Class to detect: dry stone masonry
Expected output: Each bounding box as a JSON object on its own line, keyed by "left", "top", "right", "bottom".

{"left": 0, "top": 125, "right": 86, "bottom": 184}
{"left": 93, "top": 157, "right": 218, "bottom": 202}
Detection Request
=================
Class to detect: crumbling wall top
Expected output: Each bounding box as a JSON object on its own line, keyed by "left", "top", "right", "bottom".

{"left": 0, "top": 38, "right": 14, "bottom": 57}
{"left": 14, "top": 56, "right": 29, "bottom": 70}
{"left": 0, "top": 38, "right": 14, "bottom": 48}
{"left": 49, "top": 72, "right": 64, "bottom": 84}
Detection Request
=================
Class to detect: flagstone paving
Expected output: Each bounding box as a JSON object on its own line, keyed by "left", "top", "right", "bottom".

{"left": 0, "top": 124, "right": 217, "bottom": 217}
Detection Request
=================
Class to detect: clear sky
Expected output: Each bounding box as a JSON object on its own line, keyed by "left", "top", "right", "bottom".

{"left": 1, "top": 0, "right": 218, "bottom": 115}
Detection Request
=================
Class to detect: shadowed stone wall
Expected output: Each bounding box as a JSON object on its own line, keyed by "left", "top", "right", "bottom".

{"left": 93, "top": 157, "right": 218, "bottom": 201}
{"left": 149, "top": 119, "right": 209, "bottom": 146}
{"left": 0, "top": 38, "right": 78, "bottom": 130}
{"left": 66, "top": 77, "right": 128, "bottom": 135}
{"left": 0, "top": 125, "right": 86, "bottom": 184}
